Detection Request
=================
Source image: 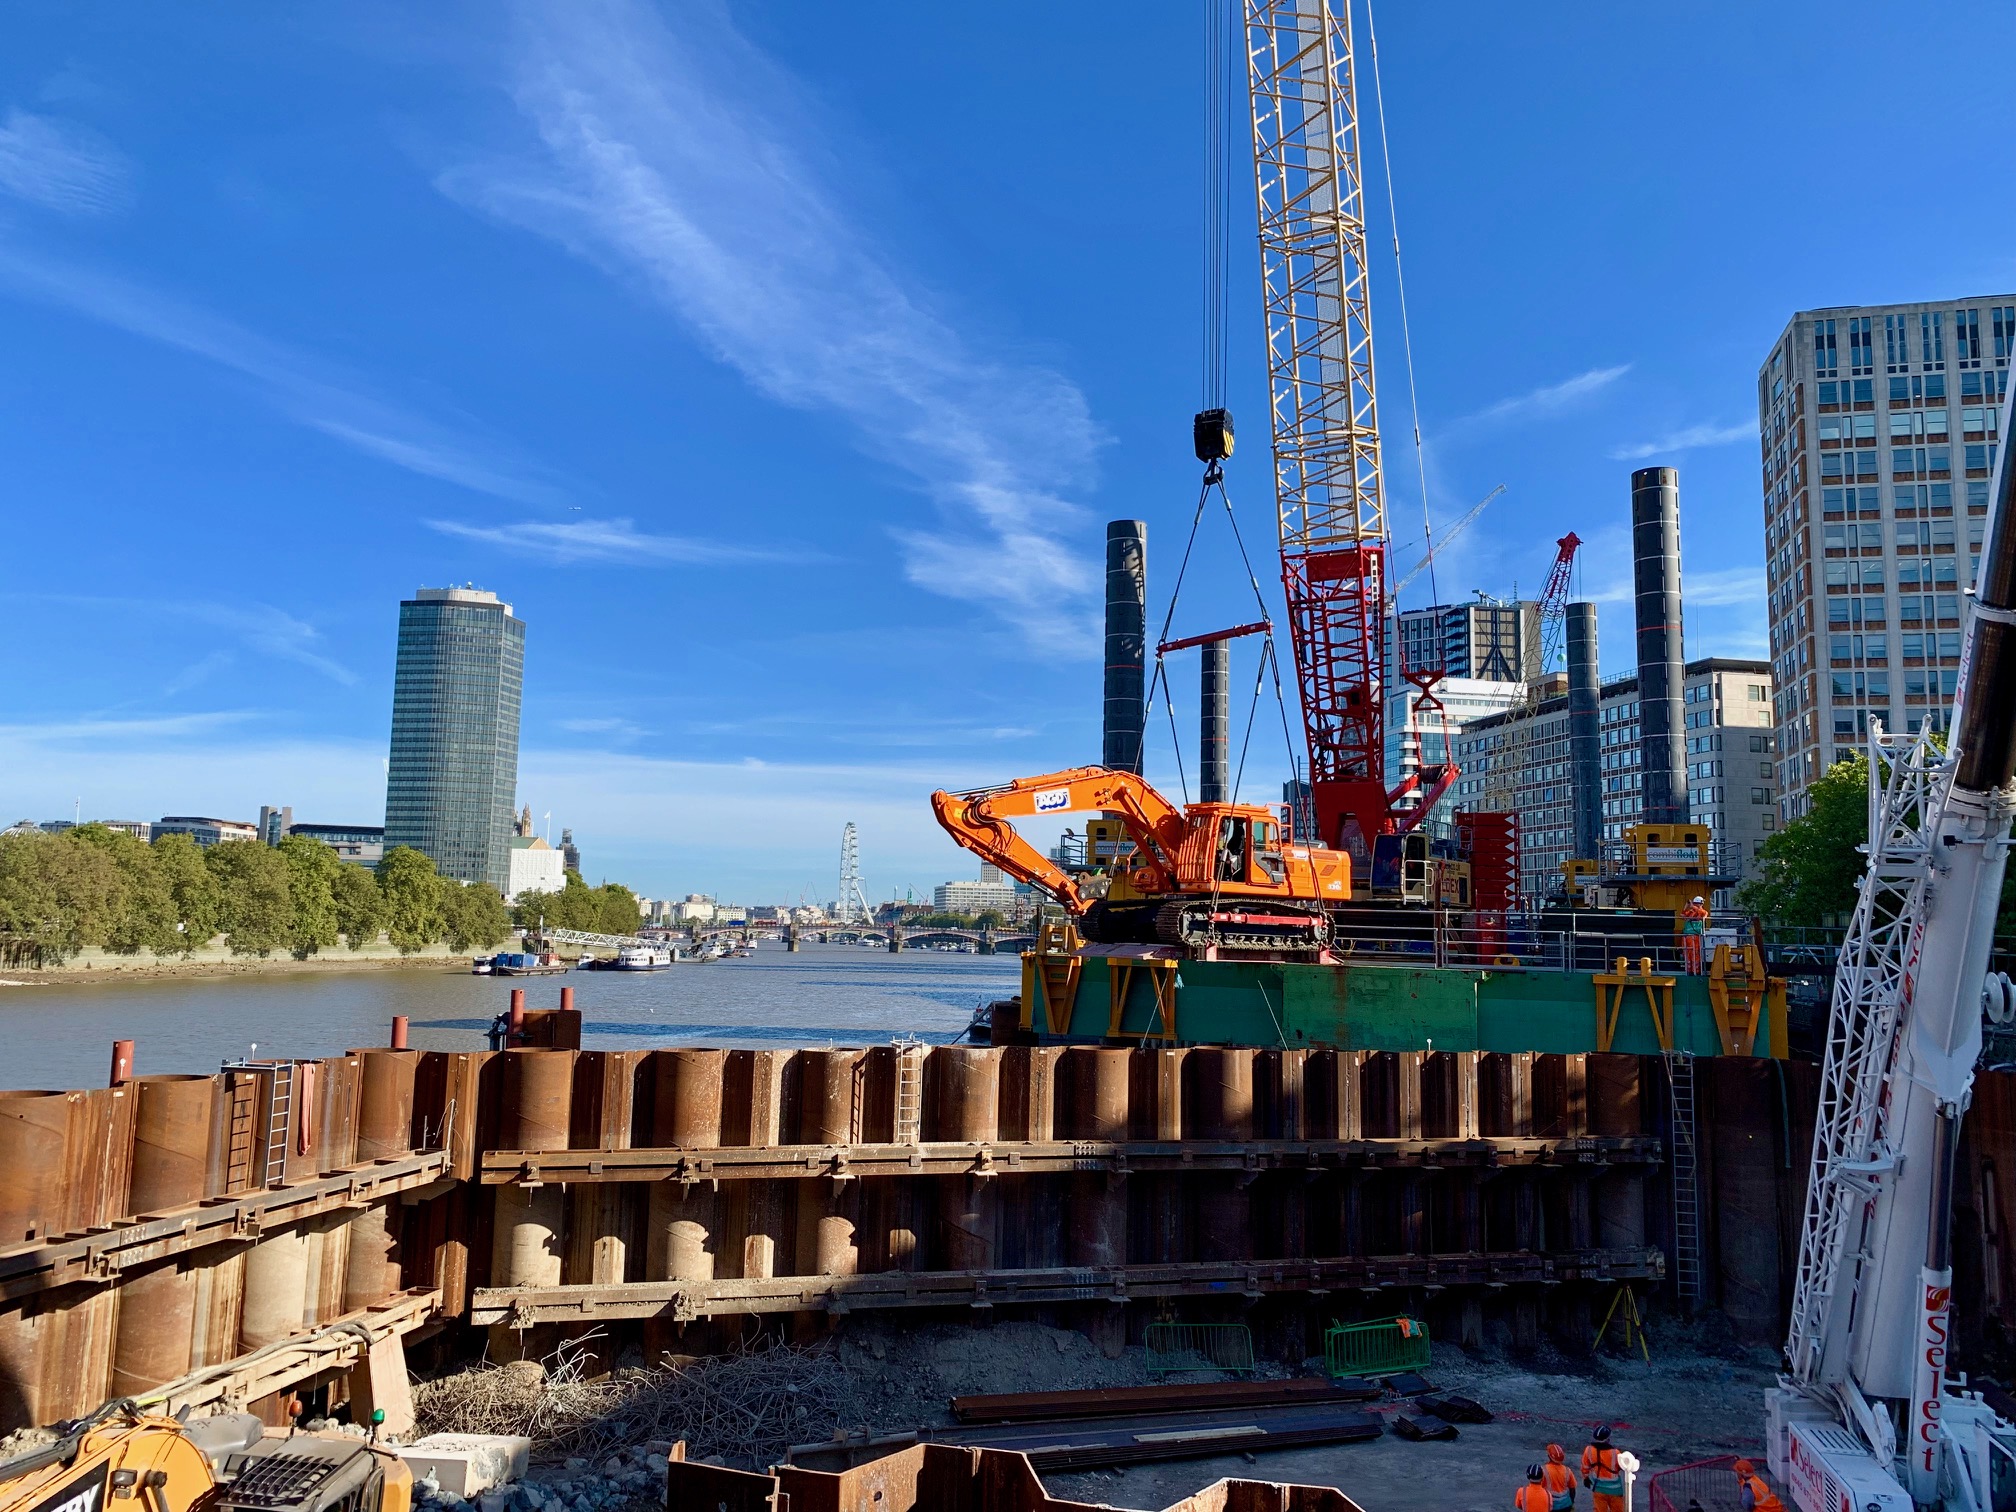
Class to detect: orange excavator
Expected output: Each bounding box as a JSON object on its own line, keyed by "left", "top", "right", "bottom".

{"left": 929, "top": 766, "right": 1349, "bottom": 952}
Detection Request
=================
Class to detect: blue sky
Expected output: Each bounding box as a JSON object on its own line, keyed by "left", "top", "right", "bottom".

{"left": 4, "top": 2, "right": 2013, "bottom": 905}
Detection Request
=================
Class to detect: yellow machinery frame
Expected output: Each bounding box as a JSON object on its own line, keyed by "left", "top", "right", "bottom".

{"left": 1593, "top": 955, "right": 1676, "bottom": 1052}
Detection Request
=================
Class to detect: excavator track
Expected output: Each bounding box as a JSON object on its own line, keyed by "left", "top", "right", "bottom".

{"left": 1153, "top": 897, "right": 1330, "bottom": 954}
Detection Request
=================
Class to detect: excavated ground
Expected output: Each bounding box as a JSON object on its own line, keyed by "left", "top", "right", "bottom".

{"left": 411, "top": 1311, "right": 1783, "bottom": 1512}
{"left": 835, "top": 1316, "right": 1776, "bottom": 1512}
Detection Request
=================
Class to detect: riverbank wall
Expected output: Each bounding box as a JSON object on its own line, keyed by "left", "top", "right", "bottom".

{"left": 1, "top": 939, "right": 464, "bottom": 983}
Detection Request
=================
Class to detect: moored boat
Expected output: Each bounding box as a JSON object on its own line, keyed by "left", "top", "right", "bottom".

{"left": 613, "top": 944, "right": 676, "bottom": 970}
{"left": 492, "top": 950, "right": 569, "bottom": 976}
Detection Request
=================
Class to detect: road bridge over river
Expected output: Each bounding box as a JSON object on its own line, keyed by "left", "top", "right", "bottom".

{"left": 785, "top": 922, "right": 1034, "bottom": 954}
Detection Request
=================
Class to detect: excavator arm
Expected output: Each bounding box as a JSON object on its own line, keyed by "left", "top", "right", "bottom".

{"left": 930, "top": 766, "right": 1191, "bottom": 913}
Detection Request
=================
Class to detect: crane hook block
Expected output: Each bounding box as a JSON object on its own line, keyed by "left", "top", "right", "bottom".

{"left": 1194, "top": 408, "right": 1234, "bottom": 463}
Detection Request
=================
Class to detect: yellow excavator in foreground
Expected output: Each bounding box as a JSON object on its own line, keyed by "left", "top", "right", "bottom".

{"left": 930, "top": 765, "right": 1350, "bottom": 952}
{"left": 0, "top": 1399, "right": 411, "bottom": 1512}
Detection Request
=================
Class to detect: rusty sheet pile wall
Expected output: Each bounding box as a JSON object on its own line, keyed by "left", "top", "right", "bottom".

{"left": 0, "top": 1038, "right": 1842, "bottom": 1433}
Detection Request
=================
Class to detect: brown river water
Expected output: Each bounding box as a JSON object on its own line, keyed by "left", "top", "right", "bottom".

{"left": 0, "top": 942, "right": 1020, "bottom": 1090}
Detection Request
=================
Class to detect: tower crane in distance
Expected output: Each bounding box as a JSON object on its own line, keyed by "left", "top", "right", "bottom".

{"left": 1386, "top": 484, "right": 1507, "bottom": 606}
{"left": 1476, "top": 531, "right": 1582, "bottom": 807}
{"left": 1529, "top": 530, "right": 1581, "bottom": 682}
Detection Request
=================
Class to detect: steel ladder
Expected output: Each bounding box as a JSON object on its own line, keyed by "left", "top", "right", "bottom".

{"left": 1664, "top": 1049, "right": 1704, "bottom": 1305}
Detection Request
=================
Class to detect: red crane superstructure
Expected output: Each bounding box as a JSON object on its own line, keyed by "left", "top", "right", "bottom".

{"left": 1532, "top": 531, "right": 1582, "bottom": 674}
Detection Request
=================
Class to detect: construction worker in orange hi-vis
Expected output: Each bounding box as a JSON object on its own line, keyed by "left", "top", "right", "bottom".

{"left": 1733, "top": 1459, "right": 1784, "bottom": 1512}
{"left": 1681, "top": 894, "right": 1710, "bottom": 974}
{"left": 1515, "top": 1463, "right": 1553, "bottom": 1512}
{"left": 1582, "top": 1425, "right": 1626, "bottom": 1512}
{"left": 1542, "top": 1443, "right": 1577, "bottom": 1510}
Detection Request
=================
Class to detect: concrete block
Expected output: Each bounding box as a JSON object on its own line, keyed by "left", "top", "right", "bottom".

{"left": 348, "top": 1333, "right": 416, "bottom": 1440}
{"left": 399, "top": 1434, "right": 533, "bottom": 1498}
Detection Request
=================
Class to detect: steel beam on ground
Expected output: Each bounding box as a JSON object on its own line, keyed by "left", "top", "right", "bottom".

{"left": 478, "top": 1134, "right": 1661, "bottom": 1186}
{"left": 470, "top": 1247, "right": 1665, "bottom": 1324}
{"left": 138, "top": 1287, "right": 439, "bottom": 1417}
{"left": 0, "top": 1152, "right": 449, "bottom": 1302}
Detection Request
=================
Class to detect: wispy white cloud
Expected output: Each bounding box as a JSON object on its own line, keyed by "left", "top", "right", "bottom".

{"left": 0, "top": 252, "right": 561, "bottom": 505}
{"left": 0, "top": 107, "right": 130, "bottom": 215}
{"left": 426, "top": 515, "right": 787, "bottom": 566}
{"left": 159, "top": 651, "right": 237, "bottom": 699}
{"left": 1462, "top": 364, "right": 1632, "bottom": 427}
{"left": 1682, "top": 566, "right": 1766, "bottom": 608}
{"left": 173, "top": 603, "right": 358, "bottom": 685}
{"left": 437, "top": 0, "right": 1102, "bottom": 651}
{"left": 1578, "top": 556, "right": 1764, "bottom": 613}
{"left": 1609, "top": 420, "right": 1758, "bottom": 462}
{"left": 0, "top": 711, "right": 258, "bottom": 744}
{"left": 4, "top": 593, "right": 357, "bottom": 685}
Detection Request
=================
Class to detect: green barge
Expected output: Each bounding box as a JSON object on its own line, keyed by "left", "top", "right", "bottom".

{"left": 1014, "top": 940, "right": 1789, "bottom": 1059}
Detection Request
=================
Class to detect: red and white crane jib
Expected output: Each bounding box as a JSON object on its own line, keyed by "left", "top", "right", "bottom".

{"left": 1243, "top": 0, "right": 1396, "bottom": 852}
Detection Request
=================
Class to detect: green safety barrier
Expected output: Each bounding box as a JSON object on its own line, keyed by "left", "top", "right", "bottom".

{"left": 1144, "top": 1322, "right": 1257, "bottom": 1375}
{"left": 1323, "top": 1315, "right": 1431, "bottom": 1378}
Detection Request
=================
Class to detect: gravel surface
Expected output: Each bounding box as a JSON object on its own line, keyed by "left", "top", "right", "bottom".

{"left": 406, "top": 1312, "right": 1785, "bottom": 1512}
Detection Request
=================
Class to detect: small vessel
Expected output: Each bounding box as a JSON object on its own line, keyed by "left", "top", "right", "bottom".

{"left": 470, "top": 956, "right": 495, "bottom": 975}
{"left": 492, "top": 950, "right": 569, "bottom": 976}
{"left": 613, "top": 944, "right": 677, "bottom": 970}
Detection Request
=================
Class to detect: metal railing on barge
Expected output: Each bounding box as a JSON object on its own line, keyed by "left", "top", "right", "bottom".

{"left": 1323, "top": 908, "right": 1744, "bottom": 977}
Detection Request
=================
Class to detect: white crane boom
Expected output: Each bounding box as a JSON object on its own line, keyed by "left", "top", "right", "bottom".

{"left": 1767, "top": 387, "right": 2016, "bottom": 1511}
{"left": 1387, "top": 484, "right": 1506, "bottom": 603}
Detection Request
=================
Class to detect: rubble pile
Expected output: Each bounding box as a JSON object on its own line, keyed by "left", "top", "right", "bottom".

{"left": 411, "top": 1338, "right": 861, "bottom": 1474}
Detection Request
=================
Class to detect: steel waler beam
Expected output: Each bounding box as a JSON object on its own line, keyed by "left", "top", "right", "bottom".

{"left": 477, "top": 1135, "right": 1661, "bottom": 1185}
{"left": 471, "top": 1248, "right": 1666, "bottom": 1325}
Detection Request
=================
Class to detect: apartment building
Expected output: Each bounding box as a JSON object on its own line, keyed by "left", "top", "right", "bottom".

{"left": 1760, "top": 298, "right": 2011, "bottom": 815}
{"left": 1451, "top": 658, "right": 1775, "bottom": 901}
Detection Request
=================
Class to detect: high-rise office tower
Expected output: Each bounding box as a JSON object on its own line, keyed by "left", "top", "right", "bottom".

{"left": 1760, "top": 297, "right": 2014, "bottom": 816}
{"left": 383, "top": 586, "right": 525, "bottom": 891}
{"left": 1388, "top": 598, "right": 1542, "bottom": 684}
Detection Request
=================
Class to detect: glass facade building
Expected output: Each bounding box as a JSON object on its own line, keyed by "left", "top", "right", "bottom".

{"left": 383, "top": 587, "right": 524, "bottom": 891}
{"left": 1759, "top": 297, "right": 2012, "bottom": 816}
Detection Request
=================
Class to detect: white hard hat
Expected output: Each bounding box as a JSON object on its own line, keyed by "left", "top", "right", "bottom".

{"left": 1692, "top": 895, "right": 1705, "bottom": 903}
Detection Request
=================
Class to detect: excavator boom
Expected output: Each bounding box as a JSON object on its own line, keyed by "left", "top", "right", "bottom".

{"left": 930, "top": 767, "right": 1192, "bottom": 912}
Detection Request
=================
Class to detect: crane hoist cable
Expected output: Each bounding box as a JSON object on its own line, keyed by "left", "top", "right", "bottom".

{"left": 1146, "top": 461, "right": 1305, "bottom": 813}
{"left": 1202, "top": 0, "right": 1235, "bottom": 412}
{"left": 1152, "top": 2, "right": 1304, "bottom": 849}
{"left": 1363, "top": 0, "right": 1440, "bottom": 613}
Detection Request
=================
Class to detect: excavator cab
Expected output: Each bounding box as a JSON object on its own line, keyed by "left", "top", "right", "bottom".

{"left": 0, "top": 1402, "right": 412, "bottom": 1512}
{"left": 1214, "top": 816, "right": 1246, "bottom": 881}
{"left": 1216, "top": 815, "right": 1288, "bottom": 887}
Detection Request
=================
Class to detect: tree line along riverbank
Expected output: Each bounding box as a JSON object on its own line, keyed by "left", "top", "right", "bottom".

{"left": 0, "top": 823, "right": 644, "bottom": 969}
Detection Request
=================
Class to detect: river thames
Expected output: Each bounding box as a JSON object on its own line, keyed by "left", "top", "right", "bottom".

{"left": 0, "top": 943, "right": 1020, "bottom": 1090}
